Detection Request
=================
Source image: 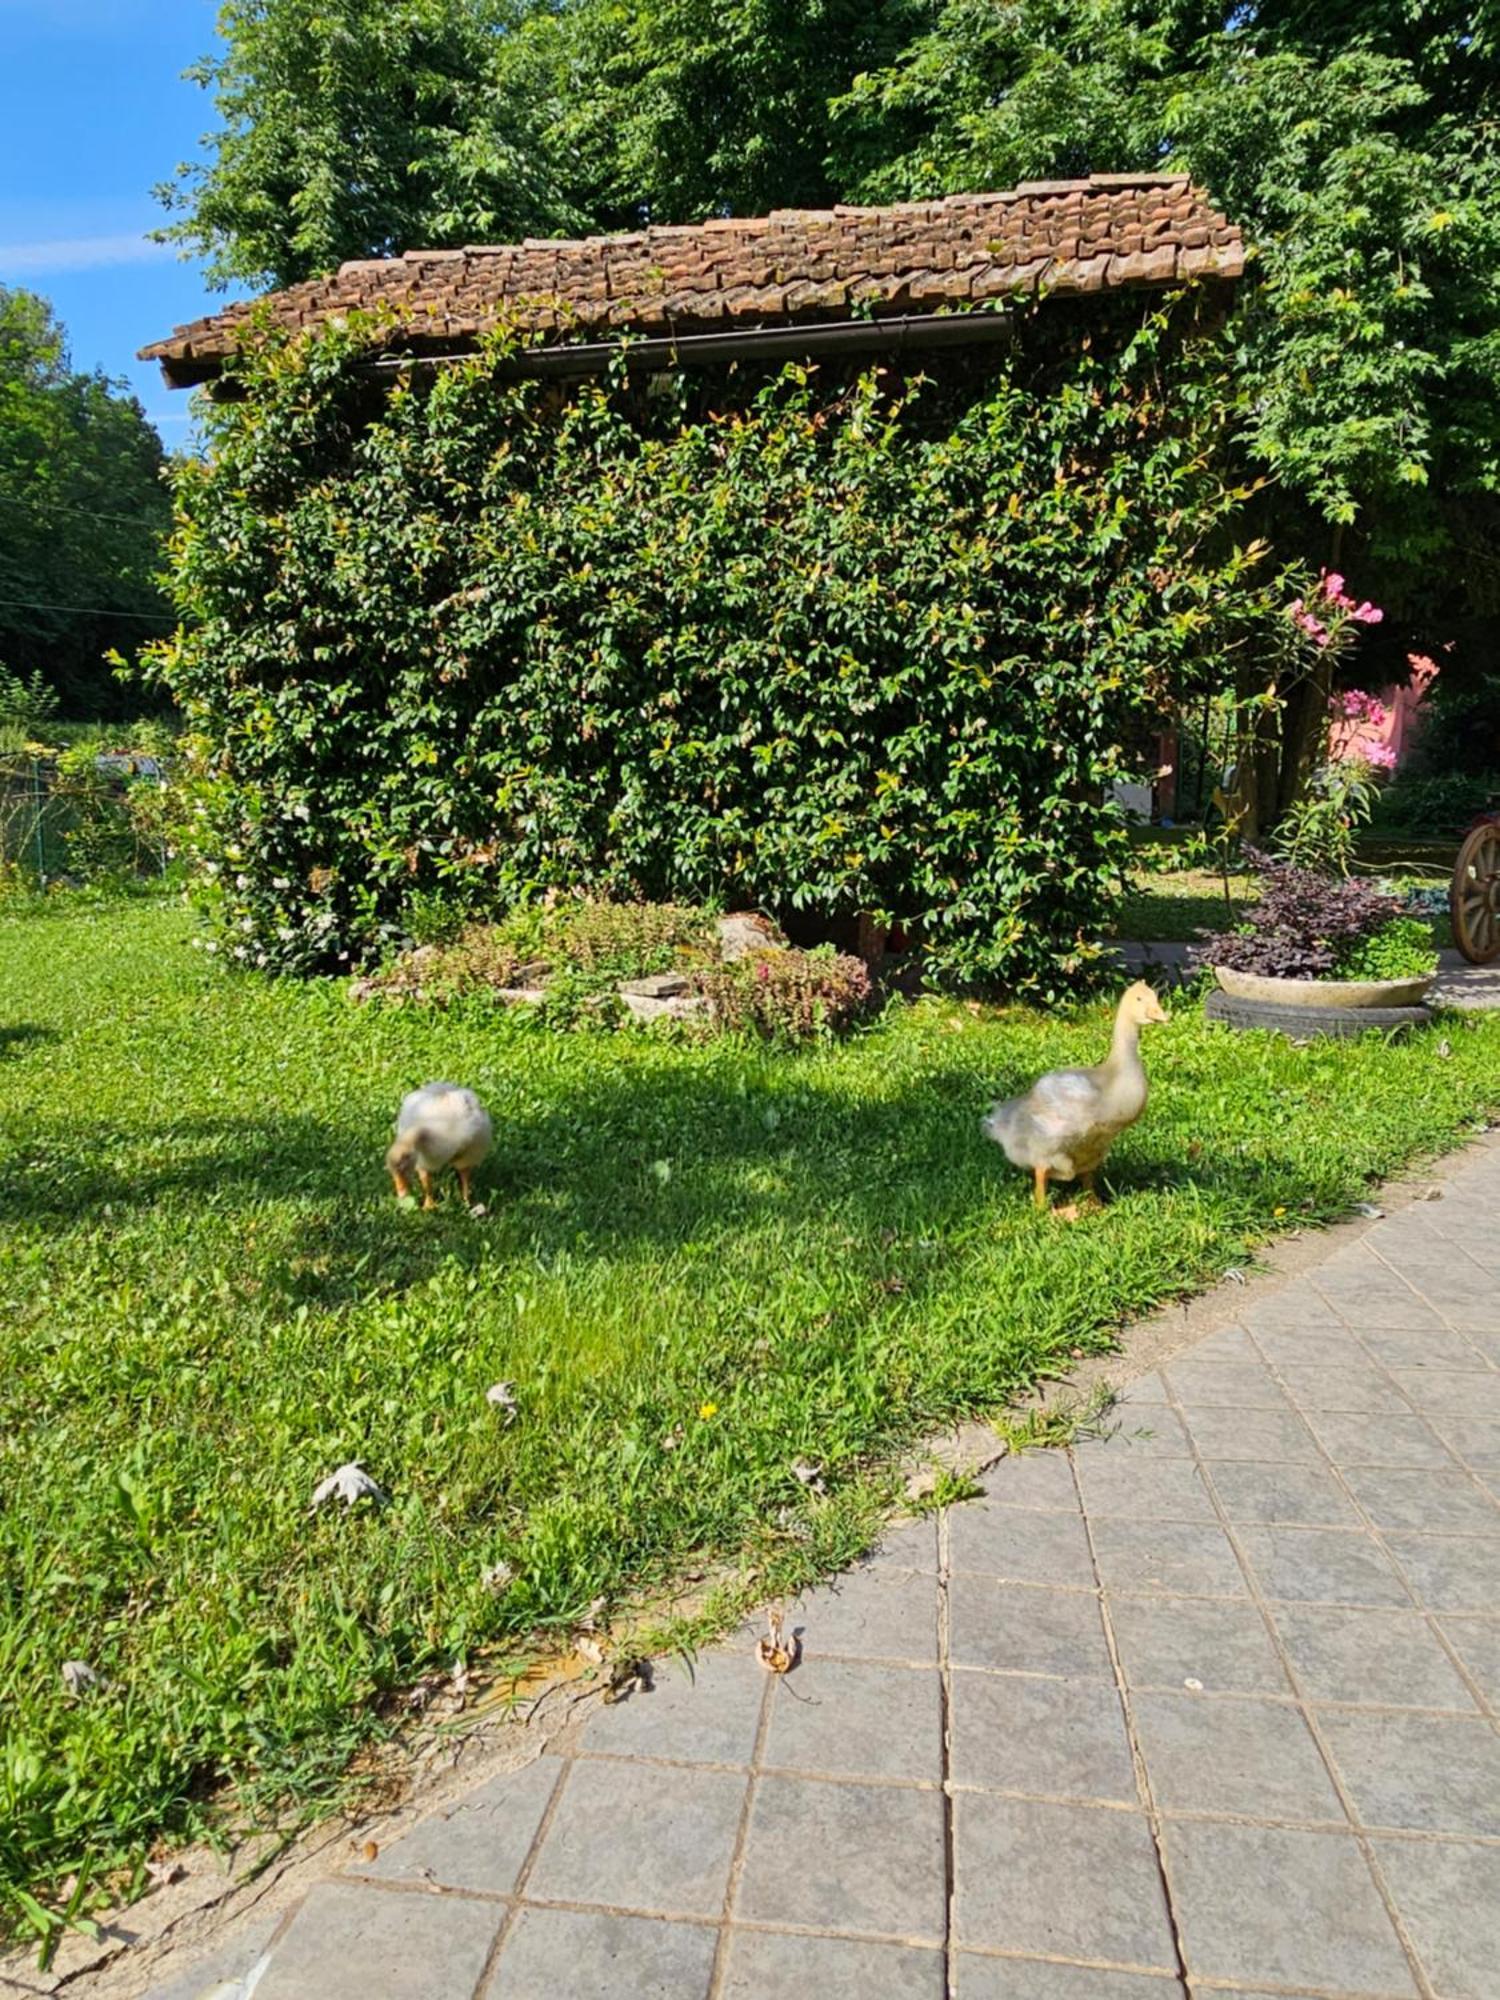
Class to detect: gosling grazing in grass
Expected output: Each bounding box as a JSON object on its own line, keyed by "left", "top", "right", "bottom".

{"left": 981, "top": 981, "right": 1168, "bottom": 1216}
{"left": 386, "top": 1083, "right": 493, "bottom": 1208}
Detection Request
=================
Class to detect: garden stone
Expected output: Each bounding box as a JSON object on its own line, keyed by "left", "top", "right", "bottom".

{"left": 619, "top": 970, "right": 693, "bottom": 998}
{"left": 716, "top": 912, "right": 783, "bottom": 960}
{"left": 619, "top": 987, "right": 708, "bottom": 1021}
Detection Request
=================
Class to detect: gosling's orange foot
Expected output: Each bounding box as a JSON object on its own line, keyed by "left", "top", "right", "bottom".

{"left": 1050, "top": 1201, "right": 1084, "bottom": 1223}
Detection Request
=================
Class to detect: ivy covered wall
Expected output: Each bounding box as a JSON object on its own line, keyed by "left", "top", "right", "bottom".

{"left": 153, "top": 294, "right": 1268, "bottom": 996}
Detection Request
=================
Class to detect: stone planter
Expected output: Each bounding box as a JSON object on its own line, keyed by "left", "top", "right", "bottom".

{"left": 1208, "top": 964, "right": 1436, "bottom": 1039}
{"left": 1213, "top": 966, "right": 1436, "bottom": 1009}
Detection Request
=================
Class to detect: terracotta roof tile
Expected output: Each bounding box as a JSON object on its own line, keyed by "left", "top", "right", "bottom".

{"left": 141, "top": 174, "right": 1242, "bottom": 386}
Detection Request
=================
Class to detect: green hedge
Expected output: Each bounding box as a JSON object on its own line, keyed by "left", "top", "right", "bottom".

{"left": 153, "top": 297, "right": 1268, "bottom": 996}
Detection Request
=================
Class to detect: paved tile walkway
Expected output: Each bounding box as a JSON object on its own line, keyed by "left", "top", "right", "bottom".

{"left": 149, "top": 1147, "right": 1500, "bottom": 2000}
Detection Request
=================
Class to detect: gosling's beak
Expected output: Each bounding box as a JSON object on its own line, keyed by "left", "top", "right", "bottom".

{"left": 1146, "top": 992, "right": 1170, "bottom": 1024}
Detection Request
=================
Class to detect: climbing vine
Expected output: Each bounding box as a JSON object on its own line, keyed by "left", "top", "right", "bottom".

{"left": 152, "top": 295, "right": 1271, "bottom": 996}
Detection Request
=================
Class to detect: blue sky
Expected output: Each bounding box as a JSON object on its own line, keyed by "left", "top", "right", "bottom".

{"left": 0, "top": 0, "right": 226, "bottom": 447}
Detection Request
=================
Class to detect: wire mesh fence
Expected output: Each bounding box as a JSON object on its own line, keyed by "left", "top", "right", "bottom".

{"left": 0, "top": 753, "right": 171, "bottom": 885}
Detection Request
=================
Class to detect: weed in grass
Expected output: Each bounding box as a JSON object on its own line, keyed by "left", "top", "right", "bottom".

{"left": 3, "top": 901, "right": 1500, "bottom": 1945}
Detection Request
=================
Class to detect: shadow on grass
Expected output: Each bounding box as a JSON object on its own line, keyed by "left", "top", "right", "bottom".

{"left": 0, "top": 1045, "right": 1300, "bottom": 1322}
{"left": 0, "top": 1023, "right": 59, "bottom": 1061}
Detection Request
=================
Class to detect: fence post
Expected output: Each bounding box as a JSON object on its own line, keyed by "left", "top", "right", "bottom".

{"left": 31, "top": 757, "right": 46, "bottom": 884}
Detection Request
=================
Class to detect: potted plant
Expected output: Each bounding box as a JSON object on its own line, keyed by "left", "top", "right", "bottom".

{"left": 1192, "top": 849, "right": 1439, "bottom": 1034}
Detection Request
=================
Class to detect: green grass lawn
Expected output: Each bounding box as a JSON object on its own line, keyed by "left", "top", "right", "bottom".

{"left": 1115, "top": 867, "right": 1255, "bottom": 942}
{"left": 4, "top": 901, "right": 1500, "bottom": 1946}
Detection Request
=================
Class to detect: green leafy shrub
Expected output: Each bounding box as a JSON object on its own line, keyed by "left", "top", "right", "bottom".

{"left": 149, "top": 298, "right": 1269, "bottom": 998}
{"left": 1372, "top": 772, "right": 1500, "bottom": 839}
{"left": 694, "top": 944, "right": 873, "bottom": 1040}
{"left": 0, "top": 663, "right": 59, "bottom": 738}
{"left": 1335, "top": 915, "right": 1439, "bottom": 982}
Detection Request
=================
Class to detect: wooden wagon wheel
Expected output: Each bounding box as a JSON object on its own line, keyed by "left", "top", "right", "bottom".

{"left": 1451, "top": 818, "right": 1500, "bottom": 965}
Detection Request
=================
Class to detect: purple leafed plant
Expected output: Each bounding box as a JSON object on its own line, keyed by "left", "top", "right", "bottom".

{"left": 1191, "top": 848, "right": 1403, "bottom": 980}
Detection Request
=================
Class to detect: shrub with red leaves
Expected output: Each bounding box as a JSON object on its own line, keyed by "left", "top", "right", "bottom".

{"left": 1190, "top": 848, "right": 1403, "bottom": 980}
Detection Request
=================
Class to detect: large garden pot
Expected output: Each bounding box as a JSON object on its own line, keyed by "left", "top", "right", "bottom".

{"left": 1208, "top": 965, "right": 1435, "bottom": 1039}
{"left": 1213, "top": 966, "right": 1436, "bottom": 1010}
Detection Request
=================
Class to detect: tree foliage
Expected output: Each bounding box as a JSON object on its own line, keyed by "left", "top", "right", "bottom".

{"left": 0, "top": 289, "right": 172, "bottom": 718}
{"left": 829, "top": 1, "right": 1500, "bottom": 614}
{"left": 150, "top": 297, "right": 1269, "bottom": 995}
{"left": 154, "top": 0, "right": 581, "bottom": 289}
{"left": 156, "top": 0, "right": 1500, "bottom": 628}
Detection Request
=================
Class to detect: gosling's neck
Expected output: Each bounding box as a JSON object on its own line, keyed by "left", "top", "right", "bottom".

{"left": 1104, "top": 1007, "right": 1145, "bottom": 1077}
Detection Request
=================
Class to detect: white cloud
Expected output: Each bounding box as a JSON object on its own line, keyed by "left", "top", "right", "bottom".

{"left": 0, "top": 232, "right": 174, "bottom": 277}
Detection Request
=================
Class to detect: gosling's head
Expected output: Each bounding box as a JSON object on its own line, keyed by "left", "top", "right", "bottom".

{"left": 1119, "top": 980, "right": 1170, "bottom": 1027}
{"left": 385, "top": 1134, "right": 420, "bottom": 1196}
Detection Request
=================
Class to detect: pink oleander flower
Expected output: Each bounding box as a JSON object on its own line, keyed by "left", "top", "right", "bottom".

{"left": 1321, "top": 570, "right": 1346, "bottom": 600}
{"left": 1357, "top": 742, "right": 1398, "bottom": 771}
{"left": 1350, "top": 601, "right": 1383, "bottom": 624}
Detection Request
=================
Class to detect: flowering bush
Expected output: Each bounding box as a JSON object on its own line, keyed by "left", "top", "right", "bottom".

{"left": 1192, "top": 849, "right": 1433, "bottom": 980}
{"left": 1288, "top": 571, "right": 1383, "bottom": 649}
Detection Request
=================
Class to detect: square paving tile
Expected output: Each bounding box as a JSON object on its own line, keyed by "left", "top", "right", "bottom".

{"left": 948, "top": 1502, "right": 1097, "bottom": 1586}
{"left": 1232, "top": 1525, "right": 1410, "bottom": 1608}
{"left": 1205, "top": 1459, "right": 1360, "bottom": 1527}
{"left": 1238, "top": 1289, "right": 1345, "bottom": 1337}
{"left": 865, "top": 1515, "right": 940, "bottom": 1573}
{"left": 1358, "top": 1325, "right": 1490, "bottom": 1370}
{"left": 1113, "top": 1369, "right": 1172, "bottom": 1401}
{"left": 1424, "top": 1413, "right": 1500, "bottom": 1471}
{"left": 1106, "top": 1593, "right": 1289, "bottom": 1697}
{"left": 493, "top": 1907, "right": 715, "bottom": 1999}
{"left": 1315, "top": 1707, "right": 1500, "bottom": 1835}
{"left": 763, "top": 1659, "right": 941, "bottom": 1783}
{"left": 1080, "top": 1408, "right": 1193, "bottom": 1458}
{"left": 361, "top": 1758, "right": 560, "bottom": 1895}
{"left": 1372, "top": 1836, "right": 1500, "bottom": 2000}
{"left": 1301, "top": 1410, "right": 1452, "bottom": 1469}
{"left": 1275, "top": 1364, "right": 1410, "bottom": 1417}
{"left": 949, "top": 1668, "right": 1136, "bottom": 1804}
{"left": 719, "top": 1930, "right": 943, "bottom": 1998}
{"left": 1312, "top": 1274, "right": 1441, "bottom": 1331}
{"left": 790, "top": 1565, "right": 939, "bottom": 1666}
{"left": 1162, "top": 1360, "right": 1289, "bottom": 1409}
{"left": 525, "top": 1760, "right": 745, "bottom": 1917}
{"left": 1270, "top": 1604, "right": 1478, "bottom": 1711}
{"left": 1073, "top": 1454, "right": 1215, "bottom": 1522}
{"left": 256, "top": 1881, "right": 502, "bottom": 2000}
{"left": 982, "top": 1449, "right": 1081, "bottom": 1510}
{"left": 953, "top": 1794, "right": 1176, "bottom": 1971}
{"left": 735, "top": 1775, "right": 946, "bottom": 1943}
{"left": 955, "top": 1957, "right": 1181, "bottom": 1997}
{"left": 1129, "top": 1690, "right": 1342, "bottom": 1822}
{"left": 1340, "top": 1465, "right": 1500, "bottom": 1534}
{"left": 581, "top": 1652, "right": 766, "bottom": 1767}
{"left": 1161, "top": 1821, "right": 1416, "bottom": 1996}
{"left": 1251, "top": 1328, "right": 1367, "bottom": 1367}
{"left": 1178, "top": 1407, "right": 1320, "bottom": 1464}
{"left": 948, "top": 1576, "right": 1114, "bottom": 1680}
{"left": 1090, "top": 1518, "right": 1248, "bottom": 1599}
{"left": 144, "top": 1915, "right": 281, "bottom": 2000}
{"left": 1390, "top": 1369, "right": 1500, "bottom": 1418}
{"left": 1381, "top": 1530, "right": 1500, "bottom": 1612}
{"left": 1437, "top": 1613, "right": 1500, "bottom": 1705}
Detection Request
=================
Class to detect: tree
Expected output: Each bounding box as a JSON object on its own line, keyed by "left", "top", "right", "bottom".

{"left": 154, "top": 0, "right": 582, "bottom": 290}
{"left": 526, "top": 0, "right": 911, "bottom": 225}
{"left": 0, "top": 289, "right": 173, "bottom": 719}
{"left": 828, "top": 2, "right": 1500, "bottom": 629}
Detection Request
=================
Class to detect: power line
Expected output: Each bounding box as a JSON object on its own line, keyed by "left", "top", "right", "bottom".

{"left": 0, "top": 492, "right": 167, "bottom": 530}
{"left": 0, "top": 596, "right": 169, "bottom": 620}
